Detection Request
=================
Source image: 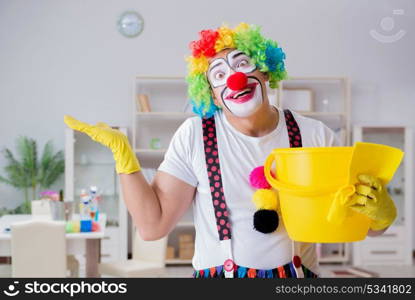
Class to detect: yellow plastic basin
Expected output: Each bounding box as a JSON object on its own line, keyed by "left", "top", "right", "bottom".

{"left": 264, "top": 143, "right": 403, "bottom": 243}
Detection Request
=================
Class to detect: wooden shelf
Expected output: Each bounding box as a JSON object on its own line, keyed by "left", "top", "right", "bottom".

{"left": 176, "top": 221, "right": 194, "bottom": 227}
{"left": 134, "top": 76, "right": 197, "bottom": 267}
{"left": 297, "top": 112, "right": 345, "bottom": 117}
{"left": 165, "top": 259, "right": 192, "bottom": 265}
{"left": 136, "top": 112, "right": 194, "bottom": 116}
{"left": 75, "top": 162, "right": 114, "bottom": 166}
{"left": 135, "top": 148, "right": 166, "bottom": 154}
{"left": 65, "top": 128, "right": 129, "bottom": 262}
{"left": 362, "top": 126, "right": 405, "bottom": 134}
{"left": 134, "top": 149, "right": 166, "bottom": 163}
{"left": 276, "top": 76, "right": 351, "bottom": 148}
{"left": 352, "top": 126, "right": 413, "bottom": 266}
{"left": 319, "top": 255, "right": 349, "bottom": 263}
{"left": 283, "top": 76, "right": 347, "bottom": 82}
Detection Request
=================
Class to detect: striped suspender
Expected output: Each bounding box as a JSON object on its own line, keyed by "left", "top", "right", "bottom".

{"left": 201, "top": 117, "right": 232, "bottom": 241}
{"left": 202, "top": 109, "right": 303, "bottom": 277}
{"left": 284, "top": 109, "right": 303, "bottom": 147}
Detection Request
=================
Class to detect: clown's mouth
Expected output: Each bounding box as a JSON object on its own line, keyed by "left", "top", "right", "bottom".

{"left": 225, "top": 82, "right": 258, "bottom": 104}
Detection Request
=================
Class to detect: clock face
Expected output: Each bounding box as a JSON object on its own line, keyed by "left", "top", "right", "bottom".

{"left": 117, "top": 11, "right": 144, "bottom": 38}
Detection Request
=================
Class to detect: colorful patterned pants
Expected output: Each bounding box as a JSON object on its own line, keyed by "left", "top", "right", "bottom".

{"left": 193, "top": 261, "right": 318, "bottom": 278}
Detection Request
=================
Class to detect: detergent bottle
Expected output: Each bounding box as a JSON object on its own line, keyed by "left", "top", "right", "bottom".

{"left": 79, "top": 189, "right": 91, "bottom": 221}
{"left": 89, "top": 186, "right": 100, "bottom": 222}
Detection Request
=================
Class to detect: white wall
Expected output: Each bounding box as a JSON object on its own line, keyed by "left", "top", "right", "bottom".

{"left": 1, "top": 0, "right": 414, "bottom": 239}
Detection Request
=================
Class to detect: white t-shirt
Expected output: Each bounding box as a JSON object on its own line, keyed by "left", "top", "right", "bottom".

{"left": 158, "top": 106, "right": 340, "bottom": 275}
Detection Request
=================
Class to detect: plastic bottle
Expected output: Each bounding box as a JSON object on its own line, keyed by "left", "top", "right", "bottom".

{"left": 79, "top": 189, "right": 91, "bottom": 221}
{"left": 89, "top": 186, "right": 100, "bottom": 221}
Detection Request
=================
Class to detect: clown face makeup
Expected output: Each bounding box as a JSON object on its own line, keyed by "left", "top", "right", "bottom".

{"left": 208, "top": 49, "right": 264, "bottom": 118}
{"left": 222, "top": 76, "right": 263, "bottom": 117}
{"left": 186, "top": 23, "right": 287, "bottom": 118}
{"left": 207, "top": 50, "right": 257, "bottom": 88}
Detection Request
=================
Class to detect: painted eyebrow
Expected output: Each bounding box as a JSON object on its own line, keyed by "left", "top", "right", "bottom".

{"left": 228, "top": 50, "right": 245, "bottom": 60}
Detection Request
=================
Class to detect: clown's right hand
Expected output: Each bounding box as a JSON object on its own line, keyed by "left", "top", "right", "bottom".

{"left": 64, "top": 115, "right": 140, "bottom": 174}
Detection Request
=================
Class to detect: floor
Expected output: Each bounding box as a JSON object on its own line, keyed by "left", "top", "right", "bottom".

{"left": 318, "top": 263, "right": 415, "bottom": 278}
{"left": 162, "top": 263, "right": 415, "bottom": 278}
{"left": 2, "top": 261, "right": 414, "bottom": 278}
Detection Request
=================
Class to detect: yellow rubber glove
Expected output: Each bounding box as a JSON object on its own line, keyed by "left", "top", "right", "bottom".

{"left": 64, "top": 115, "right": 140, "bottom": 174}
{"left": 349, "top": 174, "right": 397, "bottom": 231}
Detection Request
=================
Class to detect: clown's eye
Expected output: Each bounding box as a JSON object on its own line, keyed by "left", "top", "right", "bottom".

{"left": 207, "top": 58, "right": 230, "bottom": 88}
{"left": 238, "top": 60, "right": 248, "bottom": 68}
{"left": 215, "top": 72, "right": 225, "bottom": 80}
{"left": 232, "top": 55, "right": 256, "bottom": 74}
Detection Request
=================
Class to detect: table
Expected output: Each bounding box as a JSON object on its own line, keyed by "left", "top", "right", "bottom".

{"left": 0, "top": 214, "right": 106, "bottom": 277}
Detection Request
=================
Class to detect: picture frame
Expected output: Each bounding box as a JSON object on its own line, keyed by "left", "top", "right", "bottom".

{"left": 281, "top": 88, "right": 314, "bottom": 112}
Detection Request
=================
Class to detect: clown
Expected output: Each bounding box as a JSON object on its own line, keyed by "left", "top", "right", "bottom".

{"left": 64, "top": 23, "right": 397, "bottom": 278}
{"left": 186, "top": 23, "right": 286, "bottom": 119}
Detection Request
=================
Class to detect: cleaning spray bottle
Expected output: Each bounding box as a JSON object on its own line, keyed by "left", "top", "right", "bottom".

{"left": 79, "top": 189, "right": 92, "bottom": 232}
{"left": 89, "top": 186, "right": 100, "bottom": 222}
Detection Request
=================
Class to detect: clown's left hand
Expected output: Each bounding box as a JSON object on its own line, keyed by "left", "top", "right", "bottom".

{"left": 349, "top": 174, "right": 397, "bottom": 231}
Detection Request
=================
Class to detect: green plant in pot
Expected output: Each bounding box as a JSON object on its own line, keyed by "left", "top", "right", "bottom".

{"left": 0, "top": 136, "right": 65, "bottom": 214}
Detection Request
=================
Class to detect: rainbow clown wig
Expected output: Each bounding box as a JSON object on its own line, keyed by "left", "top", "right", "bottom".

{"left": 186, "top": 23, "right": 287, "bottom": 118}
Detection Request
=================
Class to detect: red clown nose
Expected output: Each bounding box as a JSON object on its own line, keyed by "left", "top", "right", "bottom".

{"left": 226, "top": 72, "right": 248, "bottom": 91}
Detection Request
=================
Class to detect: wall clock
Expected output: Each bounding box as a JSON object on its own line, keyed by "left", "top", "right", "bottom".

{"left": 117, "top": 11, "right": 144, "bottom": 38}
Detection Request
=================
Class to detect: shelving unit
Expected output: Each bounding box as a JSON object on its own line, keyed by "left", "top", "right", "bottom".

{"left": 317, "top": 243, "right": 351, "bottom": 264}
{"left": 134, "top": 149, "right": 166, "bottom": 161}
{"left": 65, "top": 127, "right": 129, "bottom": 262}
{"left": 165, "top": 259, "right": 193, "bottom": 265}
{"left": 133, "top": 76, "right": 195, "bottom": 265}
{"left": 352, "top": 125, "right": 413, "bottom": 266}
{"left": 274, "top": 77, "right": 352, "bottom": 264}
{"left": 136, "top": 112, "right": 194, "bottom": 117}
{"left": 274, "top": 76, "right": 351, "bottom": 146}
{"left": 132, "top": 76, "right": 192, "bottom": 169}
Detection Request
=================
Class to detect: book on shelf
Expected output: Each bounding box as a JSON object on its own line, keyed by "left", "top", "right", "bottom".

{"left": 166, "top": 246, "right": 175, "bottom": 259}
{"left": 137, "top": 94, "right": 151, "bottom": 112}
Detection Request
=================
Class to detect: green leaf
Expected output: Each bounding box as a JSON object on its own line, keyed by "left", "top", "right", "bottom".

{"left": 38, "top": 142, "right": 65, "bottom": 188}
{"left": 0, "top": 148, "right": 29, "bottom": 188}
{"left": 0, "top": 136, "right": 65, "bottom": 203}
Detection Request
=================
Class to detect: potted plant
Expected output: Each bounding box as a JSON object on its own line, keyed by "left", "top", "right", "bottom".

{"left": 0, "top": 136, "right": 65, "bottom": 213}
